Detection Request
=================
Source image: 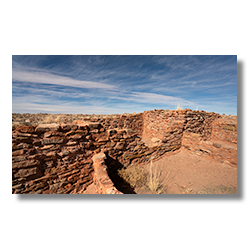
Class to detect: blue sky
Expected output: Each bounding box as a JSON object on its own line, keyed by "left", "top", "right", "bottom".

{"left": 12, "top": 55, "right": 237, "bottom": 115}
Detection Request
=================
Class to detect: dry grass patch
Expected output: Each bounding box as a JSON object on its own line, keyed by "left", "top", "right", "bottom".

{"left": 176, "top": 103, "right": 183, "bottom": 111}
{"left": 118, "top": 160, "right": 167, "bottom": 194}
{"left": 43, "top": 114, "right": 55, "bottom": 123}
{"left": 147, "top": 161, "right": 165, "bottom": 194}
{"left": 118, "top": 164, "right": 148, "bottom": 189}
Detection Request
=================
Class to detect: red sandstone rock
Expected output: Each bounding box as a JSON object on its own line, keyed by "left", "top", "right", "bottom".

{"left": 12, "top": 149, "right": 26, "bottom": 156}
{"left": 12, "top": 143, "right": 31, "bottom": 150}
{"left": 12, "top": 155, "right": 27, "bottom": 163}
{"left": 114, "top": 142, "right": 126, "bottom": 150}
{"left": 18, "top": 126, "right": 35, "bottom": 133}
{"left": 42, "top": 136, "right": 64, "bottom": 145}
{"left": 14, "top": 167, "right": 38, "bottom": 178}
{"left": 35, "top": 123, "right": 60, "bottom": 133}
{"left": 12, "top": 160, "right": 40, "bottom": 170}
{"left": 92, "top": 152, "right": 122, "bottom": 194}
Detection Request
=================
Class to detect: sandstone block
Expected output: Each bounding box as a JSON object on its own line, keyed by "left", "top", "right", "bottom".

{"left": 107, "top": 129, "right": 117, "bottom": 136}
{"left": 133, "top": 145, "right": 141, "bottom": 151}
{"left": 106, "top": 141, "right": 116, "bottom": 147}
{"left": 125, "top": 129, "right": 136, "bottom": 133}
{"left": 58, "top": 150, "right": 70, "bottom": 157}
{"left": 42, "top": 136, "right": 64, "bottom": 145}
{"left": 92, "top": 152, "right": 106, "bottom": 162}
{"left": 12, "top": 183, "right": 23, "bottom": 189}
{"left": 12, "top": 149, "right": 26, "bottom": 156}
{"left": 75, "top": 129, "right": 88, "bottom": 135}
{"left": 97, "top": 137, "right": 109, "bottom": 143}
{"left": 66, "top": 141, "right": 77, "bottom": 146}
{"left": 85, "top": 135, "right": 92, "bottom": 140}
{"left": 18, "top": 126, "right": 35, "bottom": 133}
{"left": 44, "top": 131, "right": 63, "bottom": 138}
{"left": 26, "top": 182, "right": 47, "bottom": 191}
{"left": 41, "top": 144, "right": 54, "bottom": 150}
{"left": 49, "top": 182, "right": 66, "bottom": 190}
{"left": 12, "top": 143, "right": 31, "bottom": 150}
{"left": 14, "top": 167, "right": 38, "bottom": 178}
{"left": 35, "top": 123, "right": 60, "bottom": 133}
{"left": 213, "top": 142, "right": 221, "bottom": 148}
{"left": 33, "top": 139, "right": 41, "bottom": 146}
{"left": 151, "top": 137, "right": 160, "bottom": 143}
{"left": 12, "top": 155, "right": 27, "bottom": 163}
{"left": 86, "top": 122, "right": 100, "bottom": 129}
{"left": 114, "top": 142, "right": 126, "bottom": 150}
{"left": 45, "top": 151, "right": 58, "bottom": 157}
{"left": 12, "top": 160, "right": 40, "bottom": 170}
{"left": 60, "top": 123, "right": 72, "bottom": 131}
{"left": 68, "top": 134, "right": 82, "bottom": 140}
{"left": 14, "top": 132, "right": 38, "bottom": 138}
{"left": 15, "top": 136, "right": 32, "bottom": 143}
{"left": 67, "top": 174, "right": 80, "bottom": 182}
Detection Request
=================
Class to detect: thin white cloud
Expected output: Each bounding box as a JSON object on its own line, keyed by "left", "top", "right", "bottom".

{"left": 106, "top": 91, "right": 196, "bottom": 107}
{"left": 12, "top": 102, "right": 137, "bottom": 114}
{"left": 12, "top": 84, "right": 93, "bottom": 99}
{"left": 130, "top": 92, "right": 196, "bottom": 107}
{"left": 12, "top": 69, "right": 116, "bottom": 90}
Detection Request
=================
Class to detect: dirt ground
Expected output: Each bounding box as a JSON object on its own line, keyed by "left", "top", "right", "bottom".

{"left": 83, "top": 148, "right": 237, "bottom": 194}
{"left": 135, "top": 148, "right": 237, "bottom": 194}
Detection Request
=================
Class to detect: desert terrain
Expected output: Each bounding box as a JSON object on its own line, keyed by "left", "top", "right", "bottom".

{"left": 12, "top": 109, "right": 237, "bottom": 194}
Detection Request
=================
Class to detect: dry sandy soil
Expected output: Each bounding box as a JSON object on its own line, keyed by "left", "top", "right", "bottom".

{"left": 139, "top": 148, "right": 237, "bottom": 194}
{"left": 84, "top": 148, "right": 237, "bottom": 194}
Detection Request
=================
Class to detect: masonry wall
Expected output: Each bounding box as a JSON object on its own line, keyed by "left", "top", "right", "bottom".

{"left": 12, "top": 109, "right": 237, "bottom": 194}
{"left": 12, "top": 113, "right": 144, "bottom": 194}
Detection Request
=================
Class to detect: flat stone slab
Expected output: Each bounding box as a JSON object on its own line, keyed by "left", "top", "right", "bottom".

{"left": 35, "top": 123, "right": 60, "bottom": 133}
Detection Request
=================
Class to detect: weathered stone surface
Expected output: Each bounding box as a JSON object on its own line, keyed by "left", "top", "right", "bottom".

{"left": 14, "top": 167, "right": 38, "bottom": 178}
{"left": 213, "top": 142, "right": 221, "bottom": 148}
{"left": 35, "top": 123, "right": 60, "bottom": 133}
{"left": 114, "top": 142, "right": 125, "bottom": 150}
{"left": 151, "top": 137, "right": 160, "bottom": 143}
{"left": 12, "top": 143, "right": 31, "bottom": 150}
{"left": 18, "top": 126, "right": 35, "bottom": 133}
{"left": 68, "top": 134, "right": 82, "bottom": 140}
{"left": 107, "top": 129, "right": 117, "bottom": 136}
{"left": 49, "top": 182, "right": 67, "bottom": 190}
{"left": 14, "top": 132, "right": 38, "bottom": 138}
{"left": 42, "top": 136, "right": 64, "bottom": 145}
{"left": 12, "top": 156, "right": 27, "bottom": 163}
{"left": 45, "top": 151, "right": 57, "bottom": 157}
{"left": 44, "top": 131, "right": 63, "bottom": 138}
{"left": 12, "top": 149, "right": 26, "bottom": 156}
{"left": 92, "top": 152, "right": 122, "bottom": 194}
{"left": 97, "top": 136, "right": 109, "bottom": 143}
{"left": 86, "top": 122, "right": 100, "bottom": 129}
{"left": 66, "top": 141, "right": 77, "bottom": 146}
{"left": 12, "top": 160, "right": 40, "bottom": 170}
{"left": 60, "top": 123, "right": 72, "bottom": 131}
{"left": 12, "top": 183, "right": 23, "bottom": 189}
{"left": 41, "top": 144, "right": 54, "bottom": 150}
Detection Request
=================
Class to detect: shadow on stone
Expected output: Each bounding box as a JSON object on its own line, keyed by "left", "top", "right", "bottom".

{"left": 105, "top": 155, "right": 136, "bottom": 194}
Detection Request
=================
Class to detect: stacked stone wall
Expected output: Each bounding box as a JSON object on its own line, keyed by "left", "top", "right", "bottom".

{"left": 12, "top": 109, "right": 237, "bottom": 194}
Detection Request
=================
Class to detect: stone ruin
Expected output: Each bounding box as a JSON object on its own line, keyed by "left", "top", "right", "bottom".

{"left": 12, "top": 109, "right": 237, "bottom": 194}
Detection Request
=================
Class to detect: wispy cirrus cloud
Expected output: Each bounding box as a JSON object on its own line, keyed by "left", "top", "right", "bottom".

{"left": 12, "top": 69, "right": 116, "bottom": 90}
{"left": 12, "top": 55, "right": 237, "bottom": 115}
